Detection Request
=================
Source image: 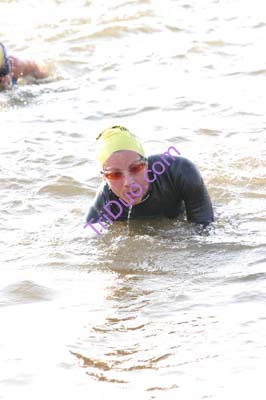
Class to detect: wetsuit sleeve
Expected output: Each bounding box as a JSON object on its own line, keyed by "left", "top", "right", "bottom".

{"left": 85, "top": 185, "right": 107, "bottom": 223}
{"left": 175, "top": 158, "right": 214, "bottom": 225}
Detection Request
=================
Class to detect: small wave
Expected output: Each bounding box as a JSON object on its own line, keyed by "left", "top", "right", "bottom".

{"left": 165, "top": 24, "right": 182, "bottom": 33}
{"left": 38, "top": 176, "right": 89, "bottom": 196}
{"left": 187, "top": 45, "right": 204, "bottom": 54}
{"left": 248, "top": 257, "right": 266, "bottom": 267}
{"left": 198, "top": 128, "right": 222, "bottom": 136}
{"left": 233, "top": 290, "right": 266, "bottom": 303}
{"left": 0, "top": 177, "right": 33, "bottom": 190}
{"left": 146, "top": 384, "right": 179, "bottom": 392}
{"left": 89, "top": 24, "right": 158, "bottom": 40}
{"left": 253, "top": 22, "right": 266, "bottom": 28}
{"left": 71, "top": 351, "right": 111, "bottom": 371}
{"left": 0, "top": 280, "right": 55, "bottom": 306}
{"left": 204, "top": 40, "right": 233, "bottom": 47}
{"left": 247, "top": 69, "right": 266, "bottom": 76}
{"left": 226, "top": 272, "right": 266, "bottom": 284}
{"left": 100, "top": 105, "right": 160, "bottom": 119}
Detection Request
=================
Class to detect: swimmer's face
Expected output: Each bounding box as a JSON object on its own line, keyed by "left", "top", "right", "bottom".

{"left": 102, "top": 150, "right": 149, "bottom": 205}
{"left": 0, "top": 74, "right": 12, "bottom": 90}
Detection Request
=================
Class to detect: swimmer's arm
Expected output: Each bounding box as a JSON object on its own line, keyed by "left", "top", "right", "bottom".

{"left": 9, "top": 56, "right": 50, "bottom": 80}
{"left": 85, "top": 184, "right": 109, "bottom": 223}
{"left": 177, "top": 159, "right": 214, "bottom": 225}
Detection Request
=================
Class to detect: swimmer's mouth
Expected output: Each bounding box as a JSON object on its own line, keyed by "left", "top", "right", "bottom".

{"left": 123, "top": 190, "right": 141, "bottom": 198}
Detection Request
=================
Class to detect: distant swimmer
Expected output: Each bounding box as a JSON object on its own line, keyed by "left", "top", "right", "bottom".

{"left": 0, "top": 42, "right": 50, "bottom": 90}
{"left": 85, "top": 126, "right": 214, "bottom": 234}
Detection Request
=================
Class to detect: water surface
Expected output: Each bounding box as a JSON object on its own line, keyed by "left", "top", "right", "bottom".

{"left": 1, "top": 0, "right": 266, "bottom": 399}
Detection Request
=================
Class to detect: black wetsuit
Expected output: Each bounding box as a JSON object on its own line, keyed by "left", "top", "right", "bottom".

{"left": 86, "top": 155, "right": 214, "bottom": 227}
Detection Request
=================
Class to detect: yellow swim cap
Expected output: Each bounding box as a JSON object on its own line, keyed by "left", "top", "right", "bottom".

{"left": 0, "top": 43, "right": 5, "bottom": 68}
{"left": 96, "top": 126, "right": 145, "bottom": 168}
{"left": 0, "top": 43, "right": 10, "bottom": 76}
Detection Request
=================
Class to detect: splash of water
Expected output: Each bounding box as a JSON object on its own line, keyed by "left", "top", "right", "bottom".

{"left": 127, "top": 205, "right": 132, "bottom": 233}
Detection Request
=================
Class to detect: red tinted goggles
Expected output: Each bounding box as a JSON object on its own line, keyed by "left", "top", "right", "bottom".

{"left": 101, "top": 159, "right": 147, "bottom": 181}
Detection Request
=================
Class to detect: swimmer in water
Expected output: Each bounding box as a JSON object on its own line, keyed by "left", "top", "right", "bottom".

{"left": 85, "top": 126, "right": 214, "bottom": 234}
{"left": 0, "top": 42, "right": 50, "bottom": 90}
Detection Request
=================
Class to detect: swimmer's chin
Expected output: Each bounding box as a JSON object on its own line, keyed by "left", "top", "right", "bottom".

{"left": 118, "top": 196, "right": 139, "bottom": 206}
{"left": 130, "top": 197, "right": 143, "bottom": 206}
{"left": 120, "top": 193, "right": 147, "bottom": 206}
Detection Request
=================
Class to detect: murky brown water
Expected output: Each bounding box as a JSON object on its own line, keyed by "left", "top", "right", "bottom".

{"left": 1, "top": 0, "right": 266, "bottom": 399}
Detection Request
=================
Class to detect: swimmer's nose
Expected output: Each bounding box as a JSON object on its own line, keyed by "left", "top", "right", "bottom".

{"left": 123, "top": 171, "right": 135, "bottom": 188}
